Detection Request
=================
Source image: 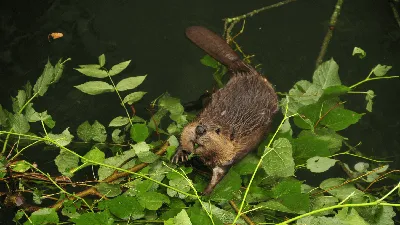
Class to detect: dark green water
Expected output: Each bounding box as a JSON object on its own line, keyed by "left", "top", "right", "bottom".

{"left": 1, "top": 0, "right": 399, "bottom": 176}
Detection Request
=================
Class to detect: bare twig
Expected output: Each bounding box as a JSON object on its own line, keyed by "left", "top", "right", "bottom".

{"left": 315, "top": 0, "right": 344, "bottom": 68}
{"left": 389, "top": 2, "right": 400, "bottom": 28}
{"left": 229, "top": 200, "right": 255, "bottom": 225}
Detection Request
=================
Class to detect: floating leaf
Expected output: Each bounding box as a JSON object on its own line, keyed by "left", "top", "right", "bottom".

{"left": 123, "top": 91, "right": 147, "bottom": 104}
{"left": 108, "top": 60, "right": 131, "bottom": 76}
{"left": 306, "top": 156, "right": 337, "bottom": 173}
{"left": 33, "top": 59, "right": 55, "bottom": 96}
{"left": 352, "top": 47, "right": 366, "bottom": 59}
{"left": 109, "top": 116, "right": 130, "bottom": 127}
{"left": 262, "top": 138, "right": 295, "bottom": 177}
{"left": 98, "top": 54, "right": 106, "bottom": 67}
{"left": 116, "top": 75, "right": 146, "bottom": 91}
{"left": 74, "top": 81, "right": 114, "bottom": 95}
{"left": 371, "top": 64, "right": 392, "bottom": 77}
{"left": 138, "top": 192, "right": 170, "bottom": 210}
{"left": 313, "top": 58, "right": 342, "bottom": 89}
{"left": 130, "top": 123, "right": 149, "bottom": 142}
{"left": 74, "top": 67, "right": 108, "bottom": 78}
{"left": 55, "top": 149, "right": 79, "bottom": 176}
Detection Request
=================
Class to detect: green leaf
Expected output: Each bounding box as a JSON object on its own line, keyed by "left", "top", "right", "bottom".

{"left": 74, "top": 67, "right": 108, "bottom": 78}
{"left": 61, "top": 200, "right": 81, "bottom": 218}
{"left": 116, "top": 75, "right": 146, "bottom": 91}
{"left": 371, "top": 64, "right": 392, "bottom": 77}
{"left": 111, "top": 129, "right": 125, "bottom": 144}
{"left": 366, "top": 90, "right": 375, "bottom": 112}
{"left": 200, "top": 55, "right": 219, "bottom": 68}
{"left": 321, "top": 85, "right": 350, "bottom": 100}
{"left": 0, "top": 105, "right": 8, "bottom": 126}
{"left": 77, "top": 121, "right": 93, "bottom": 142}
{"left": 98, "top": 149, "right": 136, "bottom": 180}
{"left": 233, "top": 153, "right": 258, "bottom": 175}
{"left": 138, "top": 192, "right": 170, "bottom": 210}
{"left": 187, "top": 203, "right": 224, "bottom": 225}
{"left": 262, "top": 138, "right": 295, "bottom": 177}
{"left": 11, "top": 160, "right": 31, "bottom": 172}
{"left": 132, "top": 142, "right": 159, "bottom": 163}
{"left": 352, "top": 47, "right": 366, "bottom": 59}
{"left": 12, "top": 90, "right": 27, "bottom": 113}
{"left": 71, "top": 211, "right": 114, "bottom": 225}
{"left": 82, "top": 147, "right": 105, "bottom": 166}
{"left": 55, "top": 149, "right": 79, "bottom": 176}
{"left": 109, "top": 116, "right": 130, "bottom": 127}
{"left": 33, "top": 59, "right": 55, "bottom": 96}
{"left": 75, "top": 81, "right": 114, "bottom": 95}
{"left": 320, "top": 108, "right": 363, "bottom": 131}
{"left": 53, "top": 58, "right": 68, "bottom": 83}
{"left": 292, "top": 134, "right": 331, "bottom": 164}
{"left": 98, "top": 54, "right": 106, "bottom": 67}
{"left": 24, "top": 81, "right": 33, "bottom": 100}
{"left": 281, "top": 80, "right": 322, "bottom": 115}
{"left": 130, "top": 123, "right": 149, "bottom": 142}
{"left": 306, "top": 156, "right": 337, "bottom": 173}
{"left": 313, "top": 58, "right": 342, "bottom": 89}
{"left": 272, "top": 179, "right": 310, "bottom": 213}
{"left": 47, "top": 128, "right": 74, "bottom": 147}
{"left": 95, "top": 183, "right": 121, "bottom": 197}
{"left": 320, "top": 178, "right": 365, "bottom": 202}
{"left": 11, "top": 113, "right": 30, "bottom": 134}
{"left": 166, "top": 210, "right": 193, "bottom": 225}
{"left": 108, "top": 60, "right": 131, "bottom": 76}
{"left": 336, "top": 207, "right": 369, "bottom": 225}
{"left": 123, "top": 91, "right": 147, "bottom": 104}
{"left": 92, "top": 120, "right": 107, "bottom": 142}
{"left": 211, "top": 169, "right": 242, "bottom": 201}
{"left": 104, "top": 195, "right": 144, "bottom": 219}
{"left": 24, "top": 208, "right": 59, "bottom": 225}
{"left": 310, "top": 196, "right": 339, "bottom": 216}
{"left": 159, "top": 95, "right": 184, "bottom": 115}
{"left": 297, "top": 216, "right": 344, "bottom": 225}
{"left": 167, "top": 176, "right": 191, "bottom": 199}
{"left": 256, "top": 200, "right": 296, "bottom": 214}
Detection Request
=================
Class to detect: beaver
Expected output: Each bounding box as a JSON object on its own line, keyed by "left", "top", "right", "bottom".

{"left": 172, "top": 26, "right": 278, "bottom": 195}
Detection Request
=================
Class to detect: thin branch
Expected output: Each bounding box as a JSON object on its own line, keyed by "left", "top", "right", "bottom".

{"left": 229, "top": 200, "right": 255, "bottom": 225}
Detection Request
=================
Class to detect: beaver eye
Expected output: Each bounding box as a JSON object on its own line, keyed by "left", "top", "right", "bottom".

{"left": 215, "top": 128, "right": 221, "bottom": 134}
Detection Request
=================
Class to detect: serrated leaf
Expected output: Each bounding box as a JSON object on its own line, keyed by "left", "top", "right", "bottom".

{"left": 95, "top": 183, "right": 121, "bottom": 197}
{"left": 130, "top": 123, "right": 149, "bottom": 142}
{"left": 111, "top": 129, "right": 125, "bottom": 144}
{"left": 306, "top": 156, "right": 337, "bottom": 173}
{"left": 70, "top": 211, "right": 114, "bottom": 225}
{"left": 82, "top": 147, "right": 105, "bottom": 166}
{"left": 55, "top": 149, "right": 79, "bottom": 176}
{"left": 313, "top": 58, "right": 342, "bottom": 89}
{"left": 138, "top": 192, "right": 170, "bottom": 210}
{"left": 74, "top": 67, "right": 108, "bottom": 78}
{"left": 123, "top": 91, "right": 147, "bottom": 104}
{"left": 104, "top": 195, "right": 144, "bottom": 219}
{"left": 33, "top": 60, "right": 55, "bottom": 96}
{"left": 25, "top": 208, "right": 59, "bottom": 225}
{"left": 262, "top": 138, "right": 295, "bottom": 177}
{"left": 109, "top": 116, "right": 129, "bottom": 127}
{"left": 92, "top": 121, "right": 107, "bottom": 142}
{"left": 281, "top": 80, "right": 323, "bottom": 115}
{"left": 116, "top": 75, "right": 146, "bottom": 91}
{"left": 11, "top": 160, "right": 31, "bottom": 172}
{"left": 75, "top": 81, "right": 114, "bottom": 95}
{"left": 371, "top": 64, "right": 392, "bottom": 77}
{"left": 11, "top": 113, "right": 30, "bottom": 134}
{"left": 320, "top": 108, "right": 362, "bottom": 131}
{"left": 77, "top": 121, "right": 92, "bottom": 142}
{"left": 98, "top": 54, "right": 106, "bottom": 67}
{"left": 108, "top": 60, "right": 131, "bottom": 76}
{"left": 48, "top": 128, "right": 73, "bottom": 147}
{"left": 352, "top": 47, "right": 366, "bottom": 59}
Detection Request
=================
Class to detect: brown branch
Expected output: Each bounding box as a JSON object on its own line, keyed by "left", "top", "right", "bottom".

{"left": 51, "top": 142, "right": 169, "bottom": 210}
{"left": 389, "top": 2, "right": 400, "bottom": 28}
{"left": 315, "top": 0, "right": 344, "bottom": 68}
{"left": 229, "top": 200, "right": 255, "bottom": 225}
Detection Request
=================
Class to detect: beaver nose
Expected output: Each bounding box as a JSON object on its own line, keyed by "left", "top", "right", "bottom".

{"left": 195, "top": 125, "right": 206, "bottom": 136}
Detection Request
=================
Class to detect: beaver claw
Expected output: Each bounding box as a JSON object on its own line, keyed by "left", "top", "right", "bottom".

{"left": 171, "top": 147, "right": 190, "bottom": 164}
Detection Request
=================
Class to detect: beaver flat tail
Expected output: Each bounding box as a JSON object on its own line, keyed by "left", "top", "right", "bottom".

{"left": 185, "top": 26, "right": 251, "bottom": 73}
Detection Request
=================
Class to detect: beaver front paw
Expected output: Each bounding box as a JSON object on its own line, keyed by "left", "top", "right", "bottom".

{"left": 171, "top": 147, "right": 190, "bottom": 164}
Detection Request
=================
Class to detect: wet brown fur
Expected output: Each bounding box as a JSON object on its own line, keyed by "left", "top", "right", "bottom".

{"left": 172, "top": 26, "right": 278, "bottom": 194}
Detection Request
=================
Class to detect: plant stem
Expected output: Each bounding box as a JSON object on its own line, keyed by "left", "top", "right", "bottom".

{"left": 315, "top": 0, "right": 344, "bottom": 68}
{"left": 390, "top": 2, "right": 400, "bottom": 28}
{"left": 349, "top": 76, "right": 400, "bottom": 89}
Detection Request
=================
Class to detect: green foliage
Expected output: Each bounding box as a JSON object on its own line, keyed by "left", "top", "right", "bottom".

{"left": 0, "top": 49, "right": 398, "bottom": 225}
